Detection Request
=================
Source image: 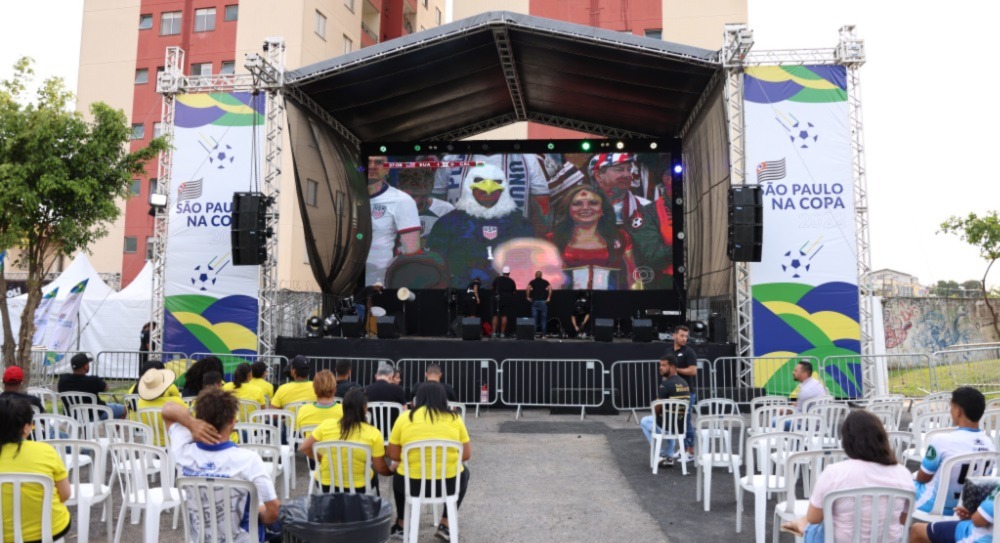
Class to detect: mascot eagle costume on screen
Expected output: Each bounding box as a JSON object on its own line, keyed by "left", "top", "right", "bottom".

{"left": 427, "top": 164, "right": 532, "bottom": 287}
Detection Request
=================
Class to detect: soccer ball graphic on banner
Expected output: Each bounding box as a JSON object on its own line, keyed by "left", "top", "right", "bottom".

{"left": 191, "top": 263, "right": 218, "bottom": 291}
{"left": 209, "top": 144, "right": 235, "bottom": 169}
{"left": 790, "top": 121, "right": 818, "bottom": 148}
{"left": 781, "top": 249, "right": 811, "bottom": 279}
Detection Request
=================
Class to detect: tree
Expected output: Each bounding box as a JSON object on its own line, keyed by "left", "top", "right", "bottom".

{"left": 940, "top": 211, "right": 1000, "bottom": 338}
{"left": 930, "top": 279, "right": 960, "bottom": 297}
{"left": 0, "top": 58, "right": 167, "bottom": 381}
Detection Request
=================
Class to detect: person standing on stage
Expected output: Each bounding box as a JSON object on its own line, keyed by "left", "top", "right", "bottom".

{"left": 571, "top": 291, "right": 591, "bottom": 338}
{"left": 526, "top": 270, "right": 552, "bottom": 338}
{"left": 664, "top": 324, "right": 698, "bottom": 462}
{"left": 354, "top": 281, "right": 385, "bottom": 331}
{"left": 463, "top": 278, "right": 482, "bottom": 318}
{"left": 490, "top": 266, "right": 517, "bottom": 338}
{"left": 365, "top": 156, "right": 421, "bottom": 285}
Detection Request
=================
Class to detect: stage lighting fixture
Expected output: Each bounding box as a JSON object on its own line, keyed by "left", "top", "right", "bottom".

{"left": 615, "top": 141, "right": 625, "bottom": 150}
{"left": 306, "top": 316, "right": 323, "bottom": 338}
{"left": 322, "top": 313, "right": 340, "bottom": 335}
{"left": 690, "top": 320, "right": 709, "bottom": 343}
{"left": 673, "top": 164, "right": 683, "bottom": 174}
{"left": 675, "top": 197, "right": 683, "bottom": 205}
{"left": 677, "top": 232, "right": 685, "bottom": 240}
{"left": 580, "top": 141, "right": 591, "bottom": 151}
{"left": 379, "top": 145, "right": 387, "bottom": 153}
{"left": 547, "top": 143, "right": 555, "bottom": 150}
{"left": 649, "top": 142, "right": 658, "bottom": 150}
{"left": 413, "top": 145, "right": 421, "bottom": 151}
{"left": 677, "top": 265, "right": 686, "bottom": 274}
{"left": 149, "top": 193, "right": 168, "bottom": 208}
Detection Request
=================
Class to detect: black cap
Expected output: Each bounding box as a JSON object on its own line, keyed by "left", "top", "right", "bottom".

{"left": 290, "top": 355, "right": 310, "bottom": 376}
{"left": 71, "top": 353, "right": 93, "bottom": 369}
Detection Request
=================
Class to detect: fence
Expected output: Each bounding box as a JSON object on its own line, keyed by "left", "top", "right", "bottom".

{"left": 705, "top": 356, "right": 823, "bottom": 406}
{"left": 95, "top": 350, "right": 189, "bottom": 383}
{"left": 499, "top": 359, "right": 605, "bottom": 420}
{"left": 820, "top": 353, "right": 933, "bottom": 399}
{"left": 397, "top": 358, "right": 499, "bottom": 417}
{"left": 308, "top": 356, "right": 393, "bottom": 388}
{"left": 931, "top": 346, "right": 1000, "bottom": 397}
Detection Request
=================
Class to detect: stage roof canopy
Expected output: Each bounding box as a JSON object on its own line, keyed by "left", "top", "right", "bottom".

{"left": 285, "top": 11, "right": 721, "bottom": 142}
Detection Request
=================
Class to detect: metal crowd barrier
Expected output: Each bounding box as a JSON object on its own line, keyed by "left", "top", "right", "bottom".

{"left": 95, "top": 350, "right": 188, "bottom": 383}
{"left": 499, "top": 358, "right": 605, "bottom": 420}
{"left": 396, "top": 358, "right": 499, "bottom": 417}
{"left": 708, "top": 355, "right": 822, "bottom": 407}
{"left": 308, "top": 356, "right": 392, "bottom": 388}
{"left": 821, "top": 353, "right": 933, "bottom": 400}
{"left": 189, "top": 352, "right": 288, "bottom": 385}
{"left": 931, "top": 346, "right": 1000, "bottom": 397}
{"left": 609, "top": 359, "right": 659, "bottom": 422}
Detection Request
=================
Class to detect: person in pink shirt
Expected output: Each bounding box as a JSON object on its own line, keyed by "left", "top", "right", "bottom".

{"left": 780, "top": 410, "right": 914, "bottom": 542}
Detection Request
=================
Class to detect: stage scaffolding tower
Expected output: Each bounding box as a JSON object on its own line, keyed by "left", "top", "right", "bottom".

{"left": 722, "top": 25, "right": 875, "bottom": 396}
{"left": 151, "top": 39, "right": 287, "bottom": 356}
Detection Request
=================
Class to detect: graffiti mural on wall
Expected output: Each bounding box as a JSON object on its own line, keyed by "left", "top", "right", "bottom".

{"left": 883, "top": 297, "right": 999, "bottom": 354}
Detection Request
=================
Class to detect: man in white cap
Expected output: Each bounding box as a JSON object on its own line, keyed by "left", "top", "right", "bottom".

{"left": 490, "top": 266, "right": 517, "bottom": 338}
{"left": 590, "top": 153, "right": 649, "bottom": 228}
{"left": 365, "top": 156, "right": 421, "bottom": 285}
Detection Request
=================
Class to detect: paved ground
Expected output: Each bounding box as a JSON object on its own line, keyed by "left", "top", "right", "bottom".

{"left": 64, "top": 407, "right": 918, "bottom": 542}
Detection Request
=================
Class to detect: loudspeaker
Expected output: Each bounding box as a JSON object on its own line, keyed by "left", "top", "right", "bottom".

{"left": 516, "top": 317, "right": 535, "bottom": 340}
{"left": 231, "top": 192, "right": 267, "bottom": 266}
{"left": 376, "top": 315, "right": 399, "bottom": 339}
{"left": 340, "top": 316, "right": 363, "bottom": 338}
{"left": 593, "top": 318, "right": 614, "bottom": 342}
{"left": 631, "top": 318, "right": 654, "bottom": 342}
{"left": 728, "top": 185, "right": 763, "bottom": 262}
{"left": 709, "top": 314, "right": 728, "bottom": 343}
{"left": 461, "top": 317, "right": 481, "bottom": 341}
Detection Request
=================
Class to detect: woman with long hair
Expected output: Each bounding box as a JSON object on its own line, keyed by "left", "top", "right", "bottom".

{"left": 547, "top": 184, "right": 636, "bottom": 290}
{"left": 181, "top": 356, "right": 225, "bottom": 397}
{"left": 780, "top": 410, "right": 913, "bottom": 542}
{"left": 387, "top": 381, "right": 472, "bottom": 540}
{"left": 0, "top": 396, "right": 73, "bottom": 541}
{"left": 222, "top": 363, "right": 267, "bottom": 410}
{"left": 299, "top": 388, "right": 390, "bottom": 493}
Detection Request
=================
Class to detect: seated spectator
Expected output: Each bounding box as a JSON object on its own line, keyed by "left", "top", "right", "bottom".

{"left": 1, "top": 366, "right": 44, "bottom": 412}
{"left": 779, "top": 410, "right": 913, "bottom": 542}
{"left": 0, "top": 396, "right": 73, "bottom": 542}
{"left": 639, "top": 353, "right": 689, "bottom": 468}
{"left": 202, "top": 371, "right": 224, "bottom": 390}
{"left": 392, "top": 370, "right": 403, "bottom": 387}
{"left": 224, "top": 364, "right": 268, "bottom": 409}
{"left": 300, "top": 388, "right": 391, "bottom": 493}
{"left": 571, "top": 291, "right": 591, "bottom": 338}
{"left": 791, "top": 360, "right": 826, "bottom": 412}
{"left": 365, "top": 363, "right": 406, "bottom": 405}
{"left": 388, "top": 382, "right": 471, "bottom": 540}
{"left": 181, "top": 356, "right": 225, "bottom": 397}
{"left": 333, "top": 360, "right": 361, "bottom": 399}
{"left": 269, "top": 356, "right": 316, "bottom": 409}
{"left": 163, "top": 390, "right": 280, "bottom": 543}
{"left": 913, "top": 386, "right": 995, "bottom": 516}
{"left": 409, "top": 364, "right": 459, "bottom": 404}
{"left": 138, "top": 367, "right": 189, "bottom": 447}
{"left": 910, "top": 483, "right": 997, "bottom": 543}
{"left": 249, "top": 361, "right": 275, "bottom": 400}
{"left": 129, "top": 360, "right": 181, "bottom": 398}
{"left": 57, "top": 353, "right": 125, "bottom": 419}
{"left": 295, "top": 370, "right": 343, "bottom": 439}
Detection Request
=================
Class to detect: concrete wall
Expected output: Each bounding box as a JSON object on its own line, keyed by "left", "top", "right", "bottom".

{"left": 883, "top": 297, "right": 1000, "bottom": 355}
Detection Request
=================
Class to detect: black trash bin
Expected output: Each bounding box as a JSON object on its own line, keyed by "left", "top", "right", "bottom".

{"left": 281, "top": 493, "right": 393, "bottom": 543}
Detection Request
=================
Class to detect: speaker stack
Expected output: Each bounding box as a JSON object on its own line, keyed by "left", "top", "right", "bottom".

{"left": 631, "top": 319, "right": 654, "bottom": 343}
{"left": 727, "top": 185, "right": 763, "bottom": 262}
{"left": 593, "top": 318, "right": 614, "bottom": 342}
{"left": 515, "top": 317, "right": 535, "bottom": 340}
{"left": 231, "top": 192, "right": 270, "bottom": 266}
{"left": 461, "top": 317, "right": 482, "bottom": 341}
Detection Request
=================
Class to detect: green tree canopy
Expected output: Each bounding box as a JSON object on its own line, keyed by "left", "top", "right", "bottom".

{"left": 940, "top": 211, "right": 1000, "bottom": 338}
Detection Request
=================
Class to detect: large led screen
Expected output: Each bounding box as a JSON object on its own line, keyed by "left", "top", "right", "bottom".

{"left": 362, "top": 146, "right": 679, "bottom": 292}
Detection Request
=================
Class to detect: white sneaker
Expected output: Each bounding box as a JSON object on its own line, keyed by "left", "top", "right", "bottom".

{"left": 679, "top": 452, "right": 695, "bottom": 463}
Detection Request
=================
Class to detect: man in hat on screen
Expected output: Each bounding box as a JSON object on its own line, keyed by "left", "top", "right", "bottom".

{"left": 57, "top": 353, "right": 126, "bottom": 419}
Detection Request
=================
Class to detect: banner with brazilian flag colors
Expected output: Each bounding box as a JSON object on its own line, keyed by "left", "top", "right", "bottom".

{"left": 744, "top": 66, "right": 863, "bottom": 398}
{"left": 163, "top": 92, "right": 265, "bottom": 356}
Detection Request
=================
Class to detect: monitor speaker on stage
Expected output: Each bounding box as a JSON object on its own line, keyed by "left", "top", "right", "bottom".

{"left": 727, "top": 185, "right": 762, "bottom": 262}
{"left": 231, "top": 192, "right": 267, "bottom": 266}
{"left": 632, "top": 319, "right": 654, "bottom": 343}
{"left": 516, "top": 317, "right": 535, "bottom": 340}
{"left": 376, "top": 315, "right": 399, "bottom": 339}
{"left": 461, "top": 317, "right": 481, "bottom": 341}
{"left": 593, "top": 318, "right": 614, "bottom": 342}
{"left": 340, "top": 316, "right": 363, "bottom": 338}
{"left": 709, "top": 314, "right": 728, "bottom": 343}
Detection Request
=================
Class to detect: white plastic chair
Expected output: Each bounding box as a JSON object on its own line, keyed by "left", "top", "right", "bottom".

{"left": 312, "top": 440, "right": 375, "bottom": 494}
{"left": 249, "top": 409, "right": 296, "bottom": 492}
{"left": 908, "top": 399, "right": 950, "bottom": 430}
{"left": 776, "top": 413, "right": 825, "bottom": 450}
{"left": 750, "top": 395, "right": 790, "bottom": 411}
{"left": 649, "top": 399, "right": 690, "bottom": 475}
{"left": 122, "top": 394, "right": 140, "bottom": 415}
{"left": 237, "top": 399, "right": 261, "bottom": 422}
{"left": 771, "top": 449, "right": 848, "bottom": 543}
{"left": 905, "top": 411, "right": 954, "bottom": 462}
{"left": 800, "top": 394, "right": 834, "bottom": 414}
{"left": 812, "top": 403, "right": 850, "bottom": 448}
{"left": 102, "top": 419, "right": 154, "bottom": 445}
{"left": 868, "top": 401, "right": 904, "bottom": 431}
{"left": 108, "top": 443, "right": 181, "bottom": 543}
{"left": 32, "top": 413, "right": 82, "bottom": 441}
{"left": 68, "top": 404, "right": 113, "bottom": 452}
{"left": 749, "top": 404, "right": 792, "bottom": 437}
{"left": 49, "top": 439, "right": 113, "bottom": 543}
{"left": 986, "top": 397, "right": 1000, "bottom": 411}
{"left": 284, "top": 400, "right": 311, "bottom": 419}
{"left": 237, "top": 420, "right": 290, "bottom": 498}
{"left": 401, "top": 439, "right": 464, "bottom": 543}
{"left": 27, "top": 387, "right": 59, "bottom": 414}
{"left": 694, "top": 414, "right": 743, "bottom": 511}
{"left": 697, "top": 398, "right": 739, "bottom": 417}
{"left": 911, "top": 451, "right": 1000, "bottom": 523}
{"left": 135, "top": 408, "right": 171, "bottom": 448}
{"left": 367, "top": 401, "right": 404, "bottom": 445}
{"left": 820, "top": 486, "right": 915, "bottom": 543}
{"left": 238, "top": 443, "right": 283, "bottom": 488}
{"left": 0, "top": 473, "right": 63, "bottom": 543}
{"left": 448, "top": 402, "right": 467, "bottom": 421}
{"left": 736, "top": 432, "right": 804, "bottom": 542}
{"left": 980, "top": 409, "right": 1000, "bottom": 450}
{"left": 176, "top": 476, "right": 259, "bottom": 543}
{"left": 886, "top": 431, "right": 914, "bottom": 465}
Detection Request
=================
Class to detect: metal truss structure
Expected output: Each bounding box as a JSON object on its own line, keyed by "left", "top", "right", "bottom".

{"left": 151, "top": 40, "right": 288, "bottom": 356}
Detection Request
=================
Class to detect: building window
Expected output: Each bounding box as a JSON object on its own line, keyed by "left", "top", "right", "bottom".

{"left": 343, "top": 35, "right": 353, "bottom": 54}
{"left": 191, "top": 62, "right": 212, "bottom": 76}
{"left": 153, "top": 122, "right": 163, "bottom": 138}
{"left": 145, "top": 237, "right": 156, "bottom": 260}
{"left": 224, "top": 5, "right": 238, "bottom": 21}
{"left": 161, "top": 11, "right": 182, "bottom": 36}
{"left": 315, "top": 10, "right": 327, "bottom": 38}
{"left": 194, "top": 8, "right": 216, "bottom": 32}
{"left": 130, "top": 179, "right": 141, "bottom": 196}
{"left": 344, "top": 0, "right": 354, "bottom": 12}
{"left": 149, "top": 178, "right": 159, "bottom": 194}
{"left": 220, "top": 61, "right": 235, "bottom": 75}
{"left": 306, "top": 179, "right": 319, "bottom": 206}
{"left": 435, "top": 8, "right": 441, "bottom": 25}
{"left": 422, "top": 0, "right": 428, "bottom": 7}
{"left": 131, "top": 124, "right": 144, "bottom": 140}
{"left": 139, "top": 14, "right": 153, "bottom": 30}
{"left": 645, "top": 29, "right": 662, "bottom": 40}
{"left": 124, "top": 237, "right": 138, "bottom": 253}
{"left": 135, "top": 68, "right": 149, "bottom": 84}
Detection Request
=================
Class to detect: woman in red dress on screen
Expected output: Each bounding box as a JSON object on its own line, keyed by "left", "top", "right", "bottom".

{"left": 547, "top": 184, "right": 637, "bottom": 290}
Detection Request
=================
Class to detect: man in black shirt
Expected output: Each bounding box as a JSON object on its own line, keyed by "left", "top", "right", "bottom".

{"left": 1, "top": 366, "right": 44, "bottom": 412}
{"left": 364, "top": 363, "right": 406, "bottom": 404}
{"left": 526, "top": 270, "right": 552, "bottom": 338}
{"left": 333, "top": 359, "right": 361, "bottom": 399}
{"left": 664, "top": 324, "right": 698, "bottom": 459}
{"left": 571, "top": 291, "right": 591, "bottom": 338}
{"left": 57, "top": 353, "right": 126, "bottom": 418}
{"left": 490, "top": 266, "right": 517, "bottom": 338}
{"left": 353, "top": 282, "right": 386, "bottom": 332}
{"left": 409, "top": 363, "right": 459, "bottom": 403}
{"left": 639, "top": 353, "right": 689, "bottom": 467}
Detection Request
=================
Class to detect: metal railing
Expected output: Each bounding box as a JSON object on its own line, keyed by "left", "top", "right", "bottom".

{"left": 931, "top": 346, "right": 1000, "bottom": 397}
{"left": 396, "top": 358, "right": 499, "bottom": 417}
{"left": 95, "top": 350, "right": 188, "bottom": 382}
{"left": 499, "top": 359, "right": 605, "bottom": 420}
{"left": 707, "top": 356, "right": 822, "bottom": 406}
{"left": 189, "top": 352, "right": 288, "bottom": 385}
{"left": 821, "top": 353, "right": 933, "bottom": 399}
{"left": 307, "top": 356, "right": 392, "bottom": 388}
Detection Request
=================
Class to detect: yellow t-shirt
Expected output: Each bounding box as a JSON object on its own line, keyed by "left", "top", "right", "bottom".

{"left": 389, "top": 407, "right": 469, "bottom": 479}
{"left": 136, "top": 397, "right": 188, "bottom": 447}
{"left": 270, "top": 380, "right": 316, "bottom": 409}
{"left": 0, "top": 441, "right": 72, "bottom": 542}
{"left": 222, "top": 382, "right": 267, "bottom": 406}
{"left": 296, "top": 403, "right": 344, "bottom": 436}
{"left": 310, "top": 420, "right": 384, "bottom": 488}
{"left": 248, "top": 377, "right": 275, "bottom": 399}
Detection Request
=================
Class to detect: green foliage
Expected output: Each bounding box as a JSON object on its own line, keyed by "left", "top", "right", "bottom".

{"left": 940, "top": 211, "right": 1000, "bottom": 262}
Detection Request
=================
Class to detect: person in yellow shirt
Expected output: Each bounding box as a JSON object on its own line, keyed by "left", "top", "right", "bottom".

{"left": 223, "top": 363, "right": 267, "bottom": 418}
{"left": 0, "top": 396, "right": 73, "bottom": 542}
{"left": 387, "top": 381, "right": 472, "bottom": 540}
{"left": 300, "top": 388, "right": 391, "bottom": 494}
{"left": 137, "top": 368, "right": 188, "bottom": 446}
{"left": 269, "top": 356, "right": 317, "bottom": 409}
{"left": 249, "top": 361, "right": 275, "bottom": 400}
{"left": 295, "top": 370, "right": 344, "bottom": 436}
{"left": 129, "top": 361, "right": 182, "bottom": 397}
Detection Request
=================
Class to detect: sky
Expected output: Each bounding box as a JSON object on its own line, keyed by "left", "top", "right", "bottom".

{"left": 1, "top": 1, "right": 998, "bottom": 287}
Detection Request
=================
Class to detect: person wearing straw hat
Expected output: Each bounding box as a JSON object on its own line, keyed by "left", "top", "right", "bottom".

{"left": 137, "top": 367, "right": 186, "bottom": 410}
